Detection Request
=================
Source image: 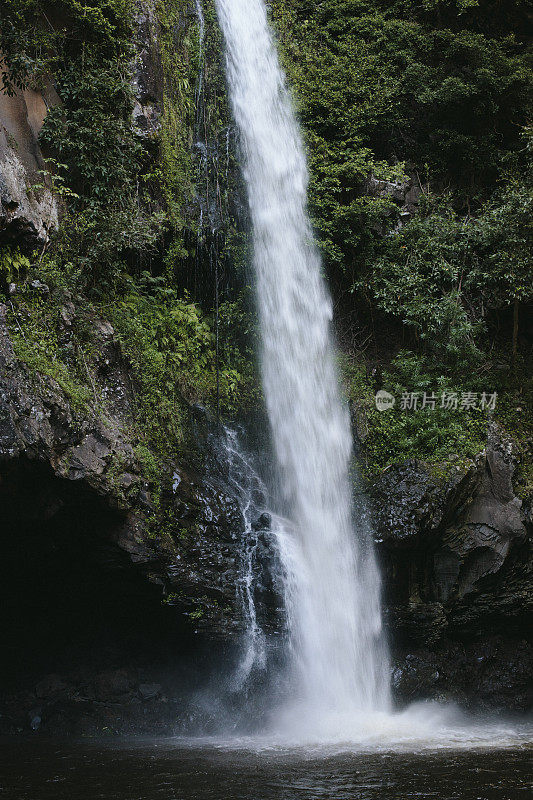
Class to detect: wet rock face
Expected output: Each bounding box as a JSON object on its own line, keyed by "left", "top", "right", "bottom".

{"left": 370, "top": 427, "right": 532, "bottom": 655}
{"left": 0, "top": 291, "right": 278, "bottom": 732}
{"left": 371, "top": 461, "right": 437, "bottom": 547}
{"left": 392, "top": 636, "right": 533, "bottom": 712}
{"left": 438, "top": 439, "right": 526, "bottom": 608}
{"left": 166, "top": 474, "right": 247, "bottom": 627}
{"left": 375, "top": 434, "right": 533, "bottom": 712}
{"left": 0, "top": 303, "right": 137, "bottom": 499}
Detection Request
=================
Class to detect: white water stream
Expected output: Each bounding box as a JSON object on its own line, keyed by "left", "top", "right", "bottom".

{"left": 214, "top": 0, "right": 390, "bottom": 730}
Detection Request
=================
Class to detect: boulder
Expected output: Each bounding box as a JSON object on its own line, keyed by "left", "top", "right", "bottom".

{"left": 94, "top": 669, "right": 137, "bottom": 702}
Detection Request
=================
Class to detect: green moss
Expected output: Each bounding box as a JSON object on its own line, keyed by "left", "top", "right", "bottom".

{"left": 7, "top": 293, "right": 93, "bottom": 413}
{"left": 105, "top": 286, "right": 257, "bottom": 454}
{"left": 339, "top": 343, "right": 532, "bottom": 497}
{"left": 153, "top": 0, "right": 244, "bottom": 288}
{"left": 154, "top": 0, "right": 197, "bottom": 256}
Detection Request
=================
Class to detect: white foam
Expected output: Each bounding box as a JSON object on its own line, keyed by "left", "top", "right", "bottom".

{"left": 182, "top": 706, "right": 533, "bottom": 755}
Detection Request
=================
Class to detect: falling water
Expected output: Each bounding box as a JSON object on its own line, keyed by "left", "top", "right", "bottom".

{"left": 214, "top": 0, "right": 391, "bottom": 728}
{"left": 218, "top": 427, "right": 268, "bottom": 692}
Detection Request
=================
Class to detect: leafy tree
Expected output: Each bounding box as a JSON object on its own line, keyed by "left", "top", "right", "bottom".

{"left": 361, "top": 128, "right": 532, "bottom": 372}
{"left": 271, "top": 0, "right": 531, "bottom": 291}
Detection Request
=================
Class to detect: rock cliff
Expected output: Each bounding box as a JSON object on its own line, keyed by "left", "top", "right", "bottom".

{"left": 371, "top": 428, "right": 532, "bottom": 710}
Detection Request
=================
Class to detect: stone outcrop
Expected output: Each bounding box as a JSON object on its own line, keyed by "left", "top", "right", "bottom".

{"left": 0, "top": 70, "right": 59, "bottom": 248}
{"left": 371, "top": 428, "right": 531, "bottom": 643}
{"left": 0, "top": 295, "right": 285, "bottom": 735}
{"left": 391, "top": 635, "right": 532, "bottom": 712}
{"left": 366, "top": 169, "right": 423, "bottom": 227}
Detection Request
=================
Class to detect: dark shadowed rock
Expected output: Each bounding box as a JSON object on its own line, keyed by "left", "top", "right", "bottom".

{"left": 0, "top": 299, "right": 254, "bottom": 637}
{"left": 371, "top": 424, "right": 532, "bottom": 651}
{"left": 392, "top": 636, "right": 533, "bottom": 711}
{"left": 370, "top": 461, "right": 437, "bottom": 546}
{"left": 138, "top": 683, "right": 162, "bottom": 700}
{"left": 252, "top": 512, "right": 272, "bottom": 531}
{"left": 35, "top": 675, "right": 67, "bottom": 700}
{"left": 94, "top": 669, "right": 137, "bottom": 702}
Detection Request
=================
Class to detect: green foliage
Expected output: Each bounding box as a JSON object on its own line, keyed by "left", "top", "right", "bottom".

{"left": 32, "top": 2, "right": 154, "bottom": 252}
{"left": 341, "top": 341, "right": 531, "bottom": 481}
{"left": 29, "top": 160, "right": 80, "bottom": 202}
{"left": 156, "top": 0, "right": 245, "bottom": 295}
{"left": 40, "top": 66, "right": 141, "bottom": 202}
{"left": 106, "top": 282, "right": 258, "bottom": 453}
{"left": 341, "top": 353, "right": 487, "bottom": 478}
{"left": 268, "top": 0, "right": 532, "bottom": 399}
{"left": 53, "top": 204, "right": 165, "bottom": 293}
{"left": 470, "top": 131, "right": 533, "bottom": 308}
{"left": 360, "top": 131, "right": 533, "bottom": 372}
{"left": 0, "top": 0, "right": 55, "bottom": 94}
{"left": 1, "top": 0, "right": 165, "bottom": 289}
{"left": 363, "top": 403, "right": 487, "bottom": 481}
{"left": 365, "top": 198, "right": 485, "bottom": 369}
{"left": 271, "top": 0, "right": 531, "bottom": 292}
{"left": 0, "top": 248, "right": 31, "bottom": 287}
{"left": 0, "top": 1, "right": 134, "bottom": 94}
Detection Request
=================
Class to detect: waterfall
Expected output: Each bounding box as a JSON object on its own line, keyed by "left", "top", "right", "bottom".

{"left": 214, "top": 0, "right": 390, "bottom": 728}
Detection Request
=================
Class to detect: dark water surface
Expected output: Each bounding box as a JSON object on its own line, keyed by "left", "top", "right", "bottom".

{"left": 0, "top": 738, "right": 531, "bottom": 800}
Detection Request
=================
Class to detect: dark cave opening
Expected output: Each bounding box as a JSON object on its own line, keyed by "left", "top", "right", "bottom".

{"left": 0, "top": 459, "right": 219, "bottom": 734}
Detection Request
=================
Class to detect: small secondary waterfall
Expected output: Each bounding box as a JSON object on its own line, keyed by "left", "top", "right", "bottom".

{"left": 215, "top": 0, "right": 390, "bottom": 725}
{"left": 218, "top": 427, "right": 268, "bottom": 692}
